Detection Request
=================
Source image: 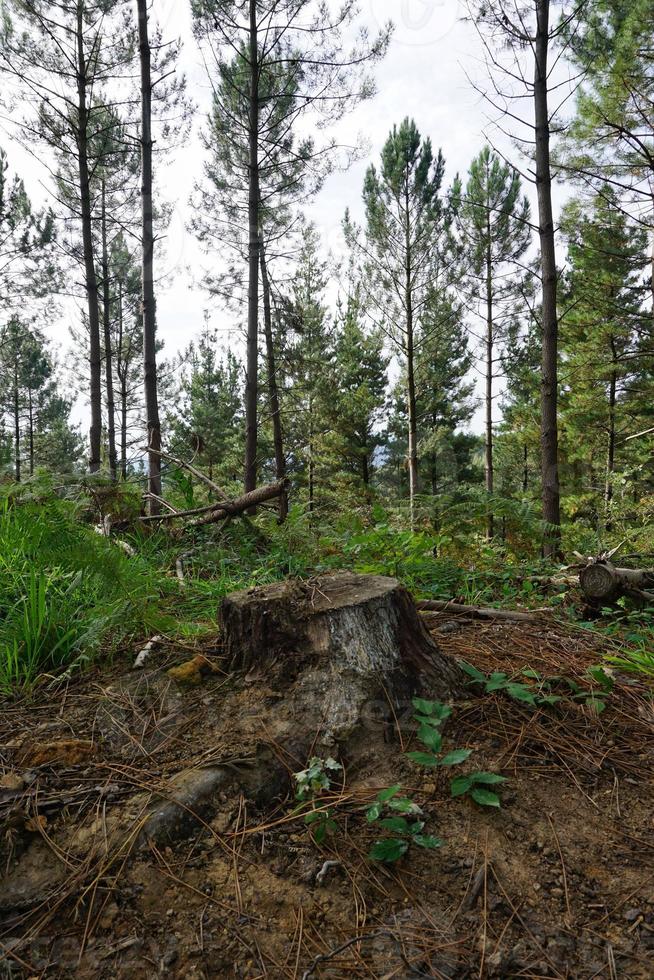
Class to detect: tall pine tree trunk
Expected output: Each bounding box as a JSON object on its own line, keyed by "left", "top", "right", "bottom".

{"left": 101, "top": 181, "right": 118, "bottom": 481}
{"left": 523, "top": 443, "right": 529, "bottom": 493}
{"left": 308, "top": 393, "right": 315, "bottom": 518}
{"left": 75, "top": 4, "right": 102, "bottom": 474}
{"left": 404, "top": 181, "right": 419, "bottom": 528}
{"left": 117, "top": 281, "right": 128, "bottom": 481}
{"left": 485, "top": 232, "right": 494, "bottom": 540}
{"left": 13, "top": 361, "right": 20, "bottom": 483}
{"left": 534, "top": 0, "right": 560, "bottom": 556}
{"left": 260, "top": 241, "right": 287, "bottom": 521}
{"left": 362, "top": 448, "right": 370, "bottom": 488}
{"left": 244, "top": 0, "right": 260, "bottom": 495}
{"left": 28, "top": 388, "right": 34, "bottom": 476}
{"left": 605, "top": 338, "right": 617, "bottom": 520}
{"left": 137, "top": 0, "right": 161, "bottom": 511}
{"left": 120, "top": 376, "right": 128, "bottom": 481}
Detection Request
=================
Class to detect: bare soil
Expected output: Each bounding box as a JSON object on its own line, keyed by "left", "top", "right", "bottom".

{"left": 1, "top": 613, "right": 653, "bottom": 979}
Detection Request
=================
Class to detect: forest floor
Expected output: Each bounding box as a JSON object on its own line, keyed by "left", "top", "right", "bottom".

{"left": 1, "top": 608, "right": 653, "bottom": 979}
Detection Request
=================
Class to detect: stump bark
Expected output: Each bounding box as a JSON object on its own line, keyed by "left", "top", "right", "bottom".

{"left": 219, "top": 571, "right": 461, "bottom": 746}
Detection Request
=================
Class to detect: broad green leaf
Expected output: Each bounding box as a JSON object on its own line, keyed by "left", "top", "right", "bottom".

{"left": 506, "top": 683, "right": 536, "bottom": 704}
{"left": 418, "top": 725, "right": 443, "bottom": 752}
{"left": 538, "top": 693, "right": 562, "bottom": 705}
{"left": 412, "top": 834, "right": 443, "bottom": 850}
{"left": 377, "top": 784, "right": 401, "bottom": 803}
{"left": 414, "top": 713, "right": 441, "bottom": 727}
{"left": 412, "top": 697, "right": 437, "bottom": 715}
{"left": 378, "top": 816, "right": 410, "bottom": 833}
{"left": 388, "top": 797, "right": 423, "bottom": 815}
{"left": 459, "top": 661, "right": 486, "bottom": 682}
{"left": 439, "top": 748, "right": 472, "bottom": 766}
{"left": 486, "top": 672, "right": 509, "bottom": 691}
{"left": 470, "top": 772, "right": 506, "bottom": 785}
{"left": 406, "top": 751, "right": 440, "bottom": 767}
{"left": 586, "top": 666, "right": 614, "bottom": 692}
{"left": 369, "top": 838, "right": 409, "bottom": 863}
{"left": 470, "top": 787, "right": 501, "bottom": 807}
{"left": 450, "top": 775, "right": 473, "bottom": 797}
{"left": 366, "top": 802, "right": 383, "bottom": 822}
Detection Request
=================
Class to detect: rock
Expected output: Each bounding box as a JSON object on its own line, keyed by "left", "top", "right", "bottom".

{"left": 624, "top": 907, "right": 642, "bottom": 922}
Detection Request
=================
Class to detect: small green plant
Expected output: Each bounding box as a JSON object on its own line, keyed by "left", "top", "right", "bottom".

{"left": 366, "top": 785, "right": 442, "bottom": 863}
{"left": 450, "top": 771, "right": 507, "bottom": 807}
{"left": 293, "top": 756, "right": 343, "bottom": 844}
{"left": 406, "top": 698, "right": 507, "bottom": 808}
{"left": 406, "top": 698, "right": 472, "bottom": 768}
{"left": 459, "top": 661, "right": 614, "bottom": 713}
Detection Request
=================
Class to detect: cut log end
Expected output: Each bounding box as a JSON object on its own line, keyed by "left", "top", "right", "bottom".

{"left": 579, "top": 561, "right": 654, "bottom": 604}
{"left": 579, "top": 563, "right": 618, "bottom": 601}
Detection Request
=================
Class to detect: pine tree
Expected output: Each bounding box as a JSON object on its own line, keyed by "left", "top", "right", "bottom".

{"left": 559, "top": 189, "right": 650, "bottom": 526}
{"left": 0, "top": 317, "right": 81, "bottom": 478}
{"left": 456, "top": 146, "right": 531, "bottom": 537}
{"left": 359, "top": 118, "right": 449, "bottom": 525}
{"left": 415, "top": 287, "right": 476, "bottom": 497}
{"left": 466, "top": 0, "right": 581, "bottom": 553}
{"left": 168, "top": 328, "right": 244, "bottom": 490}
{"left": 562, "top": 0, "right": 654, "bottom": 310}
{"left": 191, "top": 0, "right": 390, "bottom": 494}
{"left": 281, "top": 224, "right": 334, "bottom": 516}
{"left": 1, "top": 0, "right": 133, "bottom": 472}
{"left": 328, "top": 286, "right": 388, "bottom": 493}
{"left": 0, "top": 145, "right": 55, "bottom": 315}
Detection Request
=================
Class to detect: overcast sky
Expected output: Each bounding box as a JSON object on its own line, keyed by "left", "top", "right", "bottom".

{"left": 4, "top": 0, "right": 555, "bottom": 430}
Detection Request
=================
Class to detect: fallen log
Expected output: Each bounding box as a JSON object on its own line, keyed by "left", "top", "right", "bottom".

{"left": 579, "top": 561, "right": 654, "bottom": 604}
{"left": 139, "top": 479, "right": 287, "bottom": 525}
{"left": 415, "top": 599, "right": 552, "bottom": 623}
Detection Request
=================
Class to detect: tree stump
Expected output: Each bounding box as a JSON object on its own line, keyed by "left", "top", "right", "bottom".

{"left": 219, "top": 571, "right": 462, "bottom": 746}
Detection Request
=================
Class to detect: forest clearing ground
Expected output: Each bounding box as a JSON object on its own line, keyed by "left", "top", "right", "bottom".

{"left": 0, "top": 613, "right": 653, "bottom": 979}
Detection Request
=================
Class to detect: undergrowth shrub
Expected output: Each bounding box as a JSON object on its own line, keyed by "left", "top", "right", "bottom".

{"left": 0, "top": 494, "right": 166, "bottom": 691}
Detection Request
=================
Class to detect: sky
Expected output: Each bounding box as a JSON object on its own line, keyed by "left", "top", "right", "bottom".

{"left": 3, "top": 0, "right": 553, "bottom": 431}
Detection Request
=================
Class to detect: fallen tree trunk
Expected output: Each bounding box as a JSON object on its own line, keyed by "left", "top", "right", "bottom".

{"left": 219, "top": 572, "right": 462, "bottom": 747}
{"left": 140, "top": 479, "right": 287, "bottom": 525}
{"left": 416, "top": 599, "right": 552, "bottom": 623}
{"left": 579, "top": 561, "right": 654, "bottom": 604}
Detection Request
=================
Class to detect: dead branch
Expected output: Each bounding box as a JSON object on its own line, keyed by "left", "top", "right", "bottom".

{"left": 142, "top": 446, "right": 229, "bottom": 499}
{"left": 144, "top": 492, "right": 180, "bottom": 515}
{"left": 416, "top": 600, "right": 552, "bottom": 624}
